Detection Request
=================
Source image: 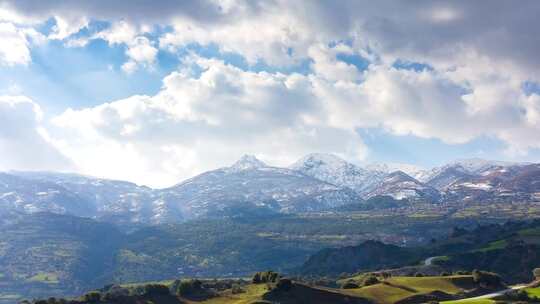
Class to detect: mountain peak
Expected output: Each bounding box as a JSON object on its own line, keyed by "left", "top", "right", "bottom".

{"left": 291, "top": 153, "right": 349, "bottom": 170}
{"left": 230, "top": 154, "right": 267, "bottom": 170}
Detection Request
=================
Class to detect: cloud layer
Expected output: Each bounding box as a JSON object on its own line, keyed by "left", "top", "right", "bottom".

{"left": 0, "top": 1, "right": 539, "bottom": 186}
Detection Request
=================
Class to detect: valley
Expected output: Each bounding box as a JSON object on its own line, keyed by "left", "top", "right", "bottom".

{"left": 1, "top": 154, "right": 540, "bottom": 303}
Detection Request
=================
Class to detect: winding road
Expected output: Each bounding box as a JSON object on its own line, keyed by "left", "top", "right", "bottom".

{"left": 424, "top": 256, "right": 438, "bottom": 266}
{"left": 422, "top": 257, "right": 529, "bottom": 302}
{"left": 441, "top": 284, "right": 527, "bottom": 303}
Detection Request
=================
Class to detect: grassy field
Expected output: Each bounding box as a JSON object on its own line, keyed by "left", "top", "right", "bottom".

{"left": 472, "top": 240, "right": 508, "bottom": 252}
{"left": 441, "top": 299, "right": 494, "bottom": 304}
{"left": 341, "top": 275, "right": 475, "bottom": 304}
{"left": 525, "top": 286, "right": 540, "bottom": 297}
{"left": 193, "top": 284, "right": 268, "bottom": 304}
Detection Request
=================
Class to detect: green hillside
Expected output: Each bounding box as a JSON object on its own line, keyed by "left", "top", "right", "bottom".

{"left": 27, "top": 272, "right": 512, "bottom": 304}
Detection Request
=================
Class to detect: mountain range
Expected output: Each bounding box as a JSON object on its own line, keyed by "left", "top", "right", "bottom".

{"left": 1, "top": 154, "right": 539, "bottom": 226}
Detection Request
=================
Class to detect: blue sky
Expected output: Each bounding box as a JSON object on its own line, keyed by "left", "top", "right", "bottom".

{"left": 0, "top": 1, "right": 539, "bottom": 186}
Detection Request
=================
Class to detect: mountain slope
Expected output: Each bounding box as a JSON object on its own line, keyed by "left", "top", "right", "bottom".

{"left": 299, "top": 240, "right": 419, "bottom": 275}
{"left": 161, "top": 155, "right": 362, "bottom": 220}
{"left": 290, "top": 153, "right": 387, "bottom": 196}
{"left": 366, "top": 171, "right": 441, "bottom": 201}
{"left": 0, "top": 212, "right": 123, "bottom": 300}
{"left": 0, "top": 172, "right": 96, "bottom": 217}
{"left": 2, "top": 172, "right": 168, "bottom": 225}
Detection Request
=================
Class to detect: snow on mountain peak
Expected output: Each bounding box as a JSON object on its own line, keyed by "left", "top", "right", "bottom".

{"left": 230, "top": 154, "right": 267, "bottom": 171}
{"left": 450, "top": 158, "right": 519, "bottom": 173}
{"left": 290, "top": 153, "right": 389, "bottom": 196}
{"left": 290, "top": 153, "right": 349, "bottom": 171}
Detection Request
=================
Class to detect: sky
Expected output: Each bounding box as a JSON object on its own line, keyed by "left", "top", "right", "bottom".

{"left": 0, "top": 0, "right": 540, "bottom": 187}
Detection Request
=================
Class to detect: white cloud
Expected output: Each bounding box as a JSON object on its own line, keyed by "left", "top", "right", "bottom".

{"left": 0, "top": 1, "right": 539, "bottom": 183}
{"left": 91, "top": 21, "right": 158, "bottom": 73}
{"left": 45, "top": 53, "right": 540, "bottom": 186}
{"left": 48, "top": 15, "right": 88, "bottom": 40}
{"left": 122, "top": 36, "right": 158, "bottom": 73}
{"left": 94, "top": 20, "right": 138, "bottom": 45}
{"left": 50, "top": 57, "right": 366, "bottom": 186}
{"left": 0, "top": 22, "right": 31, "bottom": 66}
{"left": 0, "top": 96, "right": 73, "bottom": 172}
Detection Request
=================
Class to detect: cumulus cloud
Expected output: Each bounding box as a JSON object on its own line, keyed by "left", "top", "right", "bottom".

{"left": 48, "top": 15, "right": 88, "bottom": 40}
{"left": 45, "top": 52, "right": 540, "bottom": 186}
{"left": 121, "top": 36, "right": 158, "bottom": 73}
{"left": 50, "top": 57, "right": 366, "bottom": 186}
{"left": 0, "top": 22, "right": 31, "bottom": 65}
{"left": 0, "top": 96, "right": 73, "bottom": 172}
{"left": 0, "top": 1, "right": 539, "bottom": 184}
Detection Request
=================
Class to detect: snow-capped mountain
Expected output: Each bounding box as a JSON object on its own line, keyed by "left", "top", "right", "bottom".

{"left": 442, "top": 163, "right": 540, "bottom": 202}
{"left": 0, "top": 171, "right": 169, "bottom": 225}
{"left": 290, "top": 153, "right": 387, "bottom": 196}
{"left": 291, "top": 153, "right": 437, "bottom": 200}
{"left": 0, "top": 155, "right": 538, "bottom": 225}
{"left": 365, "top": 162, "right": 426, "bottom": 179}
{"left": 365, "top": 171, "right": 441, "bottom": 201}
{"left": 0, "top": 172, "right": 96, "bottom": 216}
{"left": 417, "top": 158, "right": 524, "bottom": 184}
{"left": 162, "top": 155, "right": 362, "bottom": 220}
{"left": 422, "top": 165, "right": 476, "bottom": 191}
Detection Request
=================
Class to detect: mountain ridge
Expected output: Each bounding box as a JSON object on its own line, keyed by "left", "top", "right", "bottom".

{"left": 1, "top": 154, "right": 539, "bottom": 225}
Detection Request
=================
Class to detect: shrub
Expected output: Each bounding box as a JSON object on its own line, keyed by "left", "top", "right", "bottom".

{"left": 46, "top": 297, "right": 57, "bottom": 304}
{"left": 102, "top": 285, "right": 129, "bottom": 300}
{"left": 533, "top": 268, "right": 540, "bottom": 279}
{"left": 362, "top": 275, "right": 380, "bottom": 286}
{"left": 454, "top": 270, "right": 470, "bottom": 275}
{"left": 380, "top": 272, "right": 391, "bottom": 279}
{"left": 472, "top": 270, "right": 502, "bottom": 287}
{"left": 231, "top": 284, "right": 244, "bottom": 294}
{"left": 415, "top": 272, "right": 424, "bottom": 277}
{"left": 341, "top": 280, "right": 360, "bottom": 289}
{"left": 82, "top": 291, "right": 101, "bottom": 303}
{"left": 176, "top": 279, "right": 203, "bottom": 296}
{"left": 252, "top": 272, "right": 261, "bottom": 283}
{"left": 143, "top": 284, "right": 170, "bottom": 296}
{"left": 440, "top": 272, "right": 451, "bottom": 276}
{"left": 252, "top": 271, "right": 280, "bottom": 284}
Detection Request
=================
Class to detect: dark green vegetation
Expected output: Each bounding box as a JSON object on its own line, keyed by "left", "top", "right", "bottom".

{"left": 27, "top": 270, "right": 512, "bottom": 304}
{"left": 300, "top": 240, "right": 419, "bottom": 275}
{"left": 0, "top": 210, "right": 489, "bottom": 302}
{"left": 298, "top": 219, "right": 540, "bottom": 286}
{"left": 5, "top": 205, "right": 540, "bottom": 302}
{"left": 24, "top": 272, "right": 375, "bottom": 304}
{"left": 434, "top": 222, "right": 540, "bottom": 283}
{"left": 336, "top": 196, "right": 408, "bottom": 211}
{"left": 0, "top": 213, "right": 122, "bottom": 301}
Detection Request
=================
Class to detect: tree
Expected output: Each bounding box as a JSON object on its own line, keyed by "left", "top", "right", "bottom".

{"left": 176, "top": 279, "right": 203, "bottom": 296}
{"left": 252, "top": 272, "right": 262, "bottom": 283}
{"left": 362, "top": 275, "right": 380, "bottom": 286}
{"left": 533, "top": 268, "right": 540, "bottom": 279}
{"left": 143, "top": 284, "right": 170, "bottom": 296}
{"left": 231, "top": 284, "right": 244, "bottom": 294}
{"left": 82, "top": 291, "right": 101, "bottom": 303}
{"left": 252, "top": 271, "right": 280, "bottom": 284}
{"left": 341, "top": 280, "right": 360, "bottom": 289}
{"left": 472, "top": 270, "right": 502, "bottom": 288}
